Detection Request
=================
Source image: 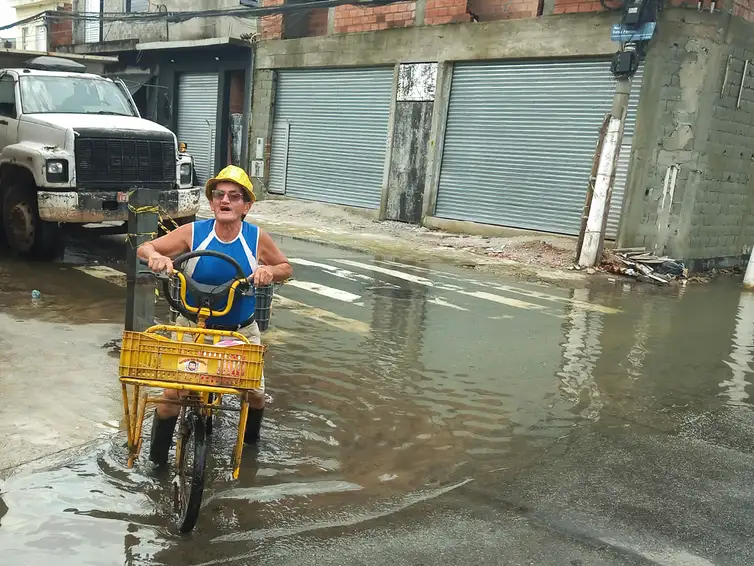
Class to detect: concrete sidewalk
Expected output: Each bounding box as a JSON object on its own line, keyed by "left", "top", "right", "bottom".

{"left": 199, "top": 197, "right": 584, "bottom": 283}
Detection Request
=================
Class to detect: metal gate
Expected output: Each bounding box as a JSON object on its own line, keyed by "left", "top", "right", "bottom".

{"left": 268, "top": 67, "right": 393, "bottom": 209}
{"left": 435, "top": 60, "right": 643, "bottom": 237}
{"left": 177, "top": 73, "right": 219, "bottom": 185}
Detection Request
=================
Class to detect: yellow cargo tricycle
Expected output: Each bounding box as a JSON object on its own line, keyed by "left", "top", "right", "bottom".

{"left": 118, "top": 249, "right": 269, "bottom": 533}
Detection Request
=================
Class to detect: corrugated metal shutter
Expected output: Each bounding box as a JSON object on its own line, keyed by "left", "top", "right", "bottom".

{"left": 268, "top": 68, "right": 393, "bottom": 209}
{"left": 435, "top": 59, "right": 643, "bottom": 237}
{"left": 177, "top": 73, "right": 218, "bottom": 185}
{"left": 609, "top": 65, "right": 644, "bottom": 238}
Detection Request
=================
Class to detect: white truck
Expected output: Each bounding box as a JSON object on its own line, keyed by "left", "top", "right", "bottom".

{"left": 0, "top": 55, "right": 201, "bottom": 258}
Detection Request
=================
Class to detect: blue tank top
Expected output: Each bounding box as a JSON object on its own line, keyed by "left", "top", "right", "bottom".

{"left": 184, "top": 219, "right": 259, "bottom": 327}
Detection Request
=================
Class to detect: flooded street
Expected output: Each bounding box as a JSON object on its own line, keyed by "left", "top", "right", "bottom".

{"left": 1, "top": 232, "right": 754, "bottom": 565}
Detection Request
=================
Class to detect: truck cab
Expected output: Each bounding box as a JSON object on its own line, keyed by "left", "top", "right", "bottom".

{"left": 0, "top": 56, "right": 201, "bottom": 258}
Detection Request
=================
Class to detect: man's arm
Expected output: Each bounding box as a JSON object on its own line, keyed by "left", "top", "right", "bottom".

{"left": 254, "top": 229, "right": 293, "bottom": 285}
{"left": 137, "top": 224, "right": 192, "bottom": 273}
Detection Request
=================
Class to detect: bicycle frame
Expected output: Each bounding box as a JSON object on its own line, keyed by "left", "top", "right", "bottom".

{"left": 120, "top": 263, "right": 262, "bottom": 481}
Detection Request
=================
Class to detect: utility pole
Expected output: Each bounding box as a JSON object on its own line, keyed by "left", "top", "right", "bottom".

{"left": 125, "top": 188, "right": 159, "bottom": 332}
{"left": 578, "top": 76, "right": 631, "bottom": 268}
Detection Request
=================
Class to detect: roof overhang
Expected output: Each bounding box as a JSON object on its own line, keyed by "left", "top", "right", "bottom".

{"left": 136, "top": 36, "right": 252, "bottom": 52}
{"left": 0, "top": 48, "right": 118, "bottom": 74}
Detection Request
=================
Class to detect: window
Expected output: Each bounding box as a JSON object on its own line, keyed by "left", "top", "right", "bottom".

{"left": 0, "top": 76, "right": 17, "bottom": 118}
{"left": 19, "top": 75, "right": 135, "bottom": 116}
{"left": 127, "top": 0, "right": 150, "bottom": 12}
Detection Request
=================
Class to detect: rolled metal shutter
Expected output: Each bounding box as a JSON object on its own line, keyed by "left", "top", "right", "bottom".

{"left": 268, "top": 67, "right": 393, "bottom": 209}
{"left": 177, "top": 73, "right": 219, "bottom": 185}
{"left": 435, "top": 60, "right": 643, "bottom": 237}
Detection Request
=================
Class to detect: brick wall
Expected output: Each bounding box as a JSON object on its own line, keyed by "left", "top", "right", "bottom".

{"left": 333, "top": 2, "right": 416, "bottom": 33}
{"left": 261, "top": 0, "right": 284, "bottom": 40}
{"left": 49, "top": 4, "right": 73, "bottom": 49}
{"left": 424, "top": 0, "right": 471, "bottom": 25}
{"left": 307, "top": 8, "right": 330, "bottom": 36}
{"left": 468, "top": 0, "right": 539, "bottom": 20}
{"left": 733, "top": 0, "right": 754, "bottom": 22}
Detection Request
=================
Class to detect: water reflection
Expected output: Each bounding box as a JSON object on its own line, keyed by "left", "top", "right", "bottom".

{"left": 721, "top": 292, "right": 754, "bottom": 406}
{"left": 557, "top": 288, "right": 604, "bottom": 421}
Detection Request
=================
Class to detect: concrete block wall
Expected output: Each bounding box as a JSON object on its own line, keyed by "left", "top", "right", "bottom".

{"left": 619, "top": 11, "right": 754, "bottom": 270}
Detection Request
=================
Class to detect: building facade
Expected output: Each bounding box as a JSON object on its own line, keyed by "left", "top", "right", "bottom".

{"left": 57, "top": 0, "right": 258, "bottom": 185}
{"left": 51, "top": 0, "right": 754, "bottom": 271}
{"left": 8, "top": 0, "right": 71, "bottom": 50}
{"left": 246, "top": 0, "right": 754, "bottom": 270}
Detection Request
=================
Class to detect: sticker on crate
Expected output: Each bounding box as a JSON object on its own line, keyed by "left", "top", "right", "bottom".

{"left": 178, "top": 358, "right": 208, "bottom": 374}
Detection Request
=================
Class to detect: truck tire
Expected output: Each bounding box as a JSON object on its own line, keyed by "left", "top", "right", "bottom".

{"left": 2, "top": 184, "right": 62, "bottom": 259}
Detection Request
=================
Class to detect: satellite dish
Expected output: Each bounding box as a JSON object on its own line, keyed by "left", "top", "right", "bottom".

{"left": 24, "top": 56, "right": 87, "bottom": 73}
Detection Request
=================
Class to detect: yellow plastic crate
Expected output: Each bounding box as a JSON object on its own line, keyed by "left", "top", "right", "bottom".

{"left": 119, "top": 330, "right": 265, "bottom": 390}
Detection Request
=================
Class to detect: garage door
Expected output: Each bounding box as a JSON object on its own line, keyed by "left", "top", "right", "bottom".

{"left": 177, "top": 73, "right": 219, "bottom": 185}
{"left": 435, "top": 60, "right": 643, "bottom": 237}
{"left": 268, "top": 67, "right": 393, "bottom": 209}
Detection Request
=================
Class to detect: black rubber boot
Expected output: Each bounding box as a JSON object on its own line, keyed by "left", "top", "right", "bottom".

{"left": 244, "top": 408, "right": 264, "bottom": 445}
{"left": 149, "top": 412, "right": 178, "bottom": 466}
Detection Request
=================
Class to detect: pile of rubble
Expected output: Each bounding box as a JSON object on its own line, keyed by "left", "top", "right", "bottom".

{"left": 599, "top": 247, "right": 688, "bottom": 285}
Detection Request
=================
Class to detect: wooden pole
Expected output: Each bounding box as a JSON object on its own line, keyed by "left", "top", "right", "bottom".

{"left": 125, "top": 188, "right": 160, "bottom": 332}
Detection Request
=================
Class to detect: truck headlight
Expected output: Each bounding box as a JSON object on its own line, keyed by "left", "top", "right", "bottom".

{"left": 46, "top": 160, "right": 68, "bottom": 183}
{"left": 180, "top": 163, "right": 192, "bottom": 185}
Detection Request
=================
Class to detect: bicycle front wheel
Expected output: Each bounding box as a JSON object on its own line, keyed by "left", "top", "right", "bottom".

{"left": 174, "top": 408, "right": 209, "bottom": 533}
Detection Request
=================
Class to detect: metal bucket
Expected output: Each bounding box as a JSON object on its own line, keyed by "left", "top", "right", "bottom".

{"left": 254, "top": 284, "right": 274, "bottom": 332}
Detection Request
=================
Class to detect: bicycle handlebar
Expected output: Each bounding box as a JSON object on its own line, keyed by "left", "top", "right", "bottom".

{"left": 138, "top": 250, "right": 254, "bottom": 323}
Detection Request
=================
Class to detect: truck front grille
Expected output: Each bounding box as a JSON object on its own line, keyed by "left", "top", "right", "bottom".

{"left": 75, "top": 137, "right": 176, "bottom": 190}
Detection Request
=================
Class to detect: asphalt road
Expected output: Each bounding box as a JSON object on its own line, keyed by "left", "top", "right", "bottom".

{"left": 0, "top": 231, "right": 753, "bottom": 565}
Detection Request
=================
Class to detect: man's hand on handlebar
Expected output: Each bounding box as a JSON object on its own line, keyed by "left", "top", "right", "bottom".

{"left": 250, "top": 266, "right": 274, "bottom": 287}
{"left": 148, "top": 254, "right": 174, "bottom": 275}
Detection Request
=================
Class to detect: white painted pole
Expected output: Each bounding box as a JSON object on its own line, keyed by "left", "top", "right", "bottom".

{"left": 578, "top": 116, "right": 622, "bottom": 268}
{"left": 743, "top": 249, "right": 754, "bottom": 288}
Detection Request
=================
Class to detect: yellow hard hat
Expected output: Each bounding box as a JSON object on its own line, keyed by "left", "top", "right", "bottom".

{"left": 205, "top": 165, "right": 256, "bottom": 203}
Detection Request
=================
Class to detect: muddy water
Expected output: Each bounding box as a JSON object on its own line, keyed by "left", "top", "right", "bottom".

{"left": 2, "top": 237, "right": 754, "bottom": 564}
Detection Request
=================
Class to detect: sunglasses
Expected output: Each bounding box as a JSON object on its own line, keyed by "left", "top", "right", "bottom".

{"left": 211, "top": 189, "right": 245, "bottom": 203}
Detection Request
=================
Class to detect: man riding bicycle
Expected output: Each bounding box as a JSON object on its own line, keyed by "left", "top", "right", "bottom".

{"left": 137, "top": 165, "right": 292, "bottom": 466}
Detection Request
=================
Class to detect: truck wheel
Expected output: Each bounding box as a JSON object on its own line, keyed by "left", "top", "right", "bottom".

{"left": 2, "top": 185, "right": 62, "bottom": 259}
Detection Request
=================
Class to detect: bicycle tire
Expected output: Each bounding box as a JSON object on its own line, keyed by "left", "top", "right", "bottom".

{"left": 176, "top": 410, "right": 209, "bottom": 533}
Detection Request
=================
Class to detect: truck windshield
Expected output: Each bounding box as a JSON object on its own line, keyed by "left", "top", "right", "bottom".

{"left": 19, "top": 75, "right": 135, "bottom": 116}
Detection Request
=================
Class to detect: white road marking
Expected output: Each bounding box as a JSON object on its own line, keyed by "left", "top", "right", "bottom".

{"left": 273, "top": 295, "right": 369, "bottom": 334}
{"left": 334, "top": 259, "right": 435, "bottom": 286}
{"left": 334, "top": 259, "right": 560, "bottom": 316}
{"left": 459, "top": 290, "right": 549, "bottom": 312}
{"left": 375, "top": 260, "right": 621, "bottom": 314}
{"left": 289, "top": 258, "right": 376, "bottom": 283}
{"left": 428, "top": 297, "right": 468, "bottom": 311}
{"left": 286, "top": 280, "right": 362, "bottom": 303}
